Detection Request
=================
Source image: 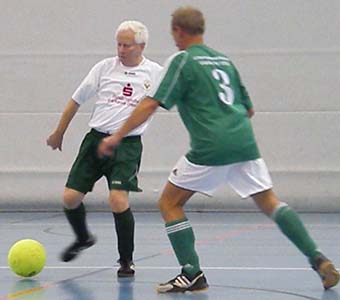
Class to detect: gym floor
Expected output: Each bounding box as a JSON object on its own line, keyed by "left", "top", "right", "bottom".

{"left": 0, "top": 212, "right": 339, "bottom": 300}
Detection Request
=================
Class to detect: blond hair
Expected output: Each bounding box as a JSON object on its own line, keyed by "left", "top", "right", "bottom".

{"left": 171, "top": 6, "right": 205, "bottom": 35}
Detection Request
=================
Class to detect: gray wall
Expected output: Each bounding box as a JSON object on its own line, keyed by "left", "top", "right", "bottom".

{"left": 1, "top": 0, "right": 339, "bottom": 211}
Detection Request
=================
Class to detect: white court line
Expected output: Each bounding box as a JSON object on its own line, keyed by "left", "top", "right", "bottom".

{"left": 0, "top": 266, "right": 322, "bottom": 271}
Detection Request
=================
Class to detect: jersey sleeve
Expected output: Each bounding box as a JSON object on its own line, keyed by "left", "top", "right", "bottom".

{"left": 71, "top": 60, "right": 105, "bottom": 105}
{"left": 151, "top": 51, "right": 188, "bottom": 110}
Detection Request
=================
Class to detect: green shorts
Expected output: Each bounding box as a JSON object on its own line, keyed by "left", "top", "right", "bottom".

{"left": 66, "top": 129, "right": 143, "bottom": 194}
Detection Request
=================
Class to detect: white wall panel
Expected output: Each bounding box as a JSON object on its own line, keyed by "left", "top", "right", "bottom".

{"left": 1, "top": 53, "right": 339, "bottom": 113}
{"left": 1, "top": 113, "right": 339, "bottom": 172}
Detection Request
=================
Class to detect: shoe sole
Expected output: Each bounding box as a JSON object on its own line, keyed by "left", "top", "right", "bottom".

{"left": 156, "top": 285, "right": 209, "bottom": 293}
{"left": 189, "top": 286, "right": 209, "bottom": 293}
{"left": 319, "top": 262, "right": 340, "bottom": 289}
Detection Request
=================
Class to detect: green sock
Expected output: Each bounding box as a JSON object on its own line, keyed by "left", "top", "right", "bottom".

{"left": 166, "top": 218, "right": 200, "bottom": 277}
{"left": 64, "top": 203, "right": 90, "bottom": 242}
{"left": 113, "top": 208, "right": 134, "bottom": 261}
{"left": 273, "top": 203, "right": 319, "bottom": 259}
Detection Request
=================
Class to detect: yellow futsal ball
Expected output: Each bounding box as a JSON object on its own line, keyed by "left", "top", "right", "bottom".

{"left": 8, "top": 239, "right": 46, "bottom": 277}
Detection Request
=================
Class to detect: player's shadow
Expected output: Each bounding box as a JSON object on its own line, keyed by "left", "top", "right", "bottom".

{"left": 60, "top": 279, "right": 94, "bottom": 300}
{"left": 322, "top": 289, "right": 340, "bottom": 300}
{"left": 117, "top": 277, "right": 134, "bottom": 300}
{"left": 157, "top": 290, "right": 209, "bottom": 300}
{"left": 10, "top": 279, "right": 45, "bottom": 300}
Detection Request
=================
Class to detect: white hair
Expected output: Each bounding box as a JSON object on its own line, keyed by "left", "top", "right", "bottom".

{"left": 115, "top": 20, "right": 149, "bottom": 45}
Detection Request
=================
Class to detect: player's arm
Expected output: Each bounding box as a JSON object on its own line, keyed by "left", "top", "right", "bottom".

{"left": 46, "top": 99, "right": 80, "bottom": 151}
{"left": 47, "top": 60, "right": 102, "bottom": 151}
{"left": 98, "top": 97, "right": 160, "bottom": 157}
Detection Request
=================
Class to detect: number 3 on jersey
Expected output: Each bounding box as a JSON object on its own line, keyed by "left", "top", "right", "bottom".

{"left": 211, "top": 69, "right": 234, "bottom": 105}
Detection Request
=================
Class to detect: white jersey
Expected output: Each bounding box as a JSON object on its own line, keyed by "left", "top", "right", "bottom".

{"left": 72, "top": 56, "right": 162, "bottom": 136}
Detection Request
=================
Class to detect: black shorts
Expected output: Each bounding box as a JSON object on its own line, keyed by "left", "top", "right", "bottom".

{"left": 66, "top": 129, "right": 143, "bottom": 194}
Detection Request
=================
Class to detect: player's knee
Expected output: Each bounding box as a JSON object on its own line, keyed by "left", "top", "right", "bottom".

{"left": 63, "top": 197, "right": 80, "bottom": 210}
{"left": 108, "top": 191, "right": 129, "bottom": 212}
{"left": 252, "top": 189, "right": 280, "bottom": 216}
{"left": 109, "top": 197, "right": 128, "bottom": 212}
{"left": 63, "top": 189, "right": 84, "bottom": 209}
{"left": 158, "top": 196, "right": 179, "bottom": 213}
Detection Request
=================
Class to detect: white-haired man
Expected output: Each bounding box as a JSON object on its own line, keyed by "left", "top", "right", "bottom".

{"left": 47, "top": 20, "right": 162, "bottom": 277}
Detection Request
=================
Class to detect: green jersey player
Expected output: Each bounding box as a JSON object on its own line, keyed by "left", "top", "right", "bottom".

{"left": 154, "top": 45, "right": 259, "bottom": 166}
{"left": 98, "top": 6, "right": 339, "bottom": 292}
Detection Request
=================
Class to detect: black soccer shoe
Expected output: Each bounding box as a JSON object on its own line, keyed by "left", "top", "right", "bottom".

{"left": 60, "top": 235, "right": 96, "bottom": 262}
{"left": 117, "top": 259, "right": 135, "bottom": 278}
{"left": 156, "top": 270, "right": 208, "bottom": 293}
{"left": 310, "top": 253, "right": 339, "bottom": 289}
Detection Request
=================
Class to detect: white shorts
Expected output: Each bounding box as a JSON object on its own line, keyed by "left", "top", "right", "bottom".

{"left": 168, "top": 156, "right": 273, "bottom": 198}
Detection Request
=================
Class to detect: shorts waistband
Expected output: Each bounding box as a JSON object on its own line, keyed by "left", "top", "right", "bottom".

{"left": 90, "top": 128, "right": 141, "bottom": 142}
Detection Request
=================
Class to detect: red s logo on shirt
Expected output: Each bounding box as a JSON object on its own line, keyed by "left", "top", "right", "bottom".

{"left": 123, "top": 83, "right": 133, "bottom": 97}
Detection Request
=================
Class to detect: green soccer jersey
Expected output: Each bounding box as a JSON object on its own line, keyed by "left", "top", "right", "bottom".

{"left": 152, "top": 44, "right": 260, "bottom": 166}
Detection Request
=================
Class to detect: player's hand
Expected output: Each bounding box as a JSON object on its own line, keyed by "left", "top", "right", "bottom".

{"left": 46, "top": 131, "right": 63, "bottom": 151}
{"left": 247, "top": 108, "right": 255, "bottom": 118}
{"left": 97, "top": 135, "right": 122, "bottom": 158}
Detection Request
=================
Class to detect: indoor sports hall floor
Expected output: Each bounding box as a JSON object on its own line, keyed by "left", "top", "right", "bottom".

{"left": 0, "top": 212, "right": 339, "bottom": 300}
